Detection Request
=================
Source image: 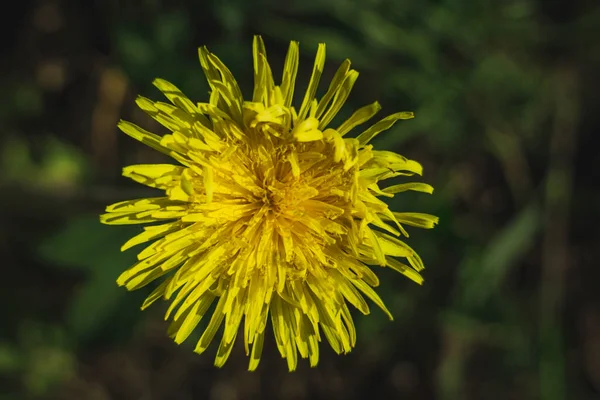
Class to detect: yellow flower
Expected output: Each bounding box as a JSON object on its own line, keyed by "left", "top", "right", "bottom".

{"left": 101, "top": 36, "right": 438, "bottom": 371}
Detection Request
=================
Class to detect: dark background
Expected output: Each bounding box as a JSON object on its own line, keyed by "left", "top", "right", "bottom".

{"left": 1, "top": 0, "right": 599, "bottom": 399}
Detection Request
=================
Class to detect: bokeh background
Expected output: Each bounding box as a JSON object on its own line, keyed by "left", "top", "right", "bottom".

{"left": 1, "top": 0, "right": 599, "bottom": 399}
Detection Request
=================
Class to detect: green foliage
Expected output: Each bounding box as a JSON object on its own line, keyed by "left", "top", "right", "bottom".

{"left": 38, "top": 216, "right": 141, "bottom": 342}
{"left": 0, "top": 322, "right": 74, "bottom": 398}
{"left": 113, "top": 10, "right": 208, "bottom": 98}
{"left": 456, "top": 202, "right": 542, "bottom": 309}
{"left": 0, "top": 137, "right": 88, "bottom": 190}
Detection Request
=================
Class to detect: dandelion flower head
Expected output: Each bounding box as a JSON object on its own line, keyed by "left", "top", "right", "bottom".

{"left": 101, "top": 36, "right": 438, "bottom": 371}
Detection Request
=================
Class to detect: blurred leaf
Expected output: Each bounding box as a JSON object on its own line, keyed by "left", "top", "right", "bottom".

{"left": 355, "top": 12, "right": 438, "bottom": 72}
{"left": 39, "top": 137, "right": 88, "bottom": 189}
{"left": 2, "top": 322, "right": 76, "bottom": 397}
{"left": 214, "top": 2, "right": 244, "bottom": 34}
{"left": 39, "top": 215, "right": 138, "bottom": 269}
{"left": 0, "top": 342, "right": 22, "bottom": 373}
{"left": 115, "top": 26, "right": 156, "bottom": 73}
{"left": 457, "top": 202, "right": 541, "bottom": 307}
{"left": 23, "top": 344, "right": 74, "bottom": 397}
{"left": 470, "top": 53, "right": 540, "bottom": 107}
{"left": 0, "top": 136, "right": 87, "bottom": 190}
{"left": 38, "top": 215, "right": 140, "bottom": 340}
{"left": 0, "top": 137, "right": 35, "bottom": 182}
{"left": 257, "top": 19, "right": 371, "bottom": 67}
{"left": 13, "top": 84, "right": 43, "bottom": 117}
{"left": 155, "top": 11, "right": 190, "bottom": 51}
{"left": 67, "top": 279, "right": 124, "bottom": 344}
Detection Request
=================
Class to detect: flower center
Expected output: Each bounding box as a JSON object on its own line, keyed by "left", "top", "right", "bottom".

{"left": 263, "top": 188, "right": 282, "bottom": 213}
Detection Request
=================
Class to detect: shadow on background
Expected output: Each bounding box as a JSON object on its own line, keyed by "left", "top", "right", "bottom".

{"left": 0, "top": 0, "right": 599, "bottom": 399}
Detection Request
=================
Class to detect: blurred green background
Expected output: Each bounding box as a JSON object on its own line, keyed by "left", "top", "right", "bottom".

{"left": 1, "top": 0, "right": 599, "bottom": 399}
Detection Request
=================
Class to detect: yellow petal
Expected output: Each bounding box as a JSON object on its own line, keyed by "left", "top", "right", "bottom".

{"left": 318, "top": 69, "right": 359, "bottom": 130}
{"left": 382, "top": 182, "right": 434, "bottom": 195}
{"left": 292, "top": 117, "right": 323, "bottom": 142}
{"left": 122, "top": 164, "right": 183, "bottom": 189}
{"left": 280, "top": 41, "right": 300, "bottom": 107}
{"left": 386, "top": 257, "right": 424, "bottom": 285}
{"left": 356, "top": 111, "right": 414, "bottom": 146}
{"left": 297, "top": 43, "right": 326, "bottom": 121}
{"left": 393, "top": 212, "right": 440, "bottom": 229}
{"left": 315, "top": 59, "right": 351, "bottom": 119}
{"left": 153, "top": 78, "right": 198, "bottom": 115}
